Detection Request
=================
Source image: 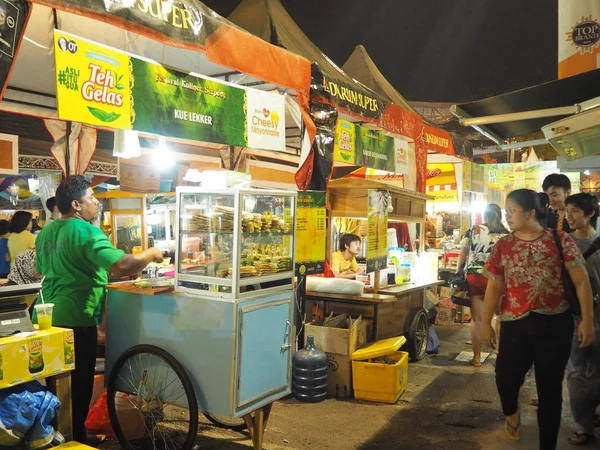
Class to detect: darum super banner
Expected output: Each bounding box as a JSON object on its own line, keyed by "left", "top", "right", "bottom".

{"left": 334, "top": 119, "right": 408, "bottom": 174}
{"left": 0, "top": 0, "right": 30, "bottom": 101}
{"left": 54, "top": 30, "right": 285, "bottom": 151}
{"left": 295, "top": 191, "right": 326, "bottom": 276}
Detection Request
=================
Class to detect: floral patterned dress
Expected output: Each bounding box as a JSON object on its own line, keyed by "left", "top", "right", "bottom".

{"left": 483, "top": 228, "right": 585, "bottom": 321}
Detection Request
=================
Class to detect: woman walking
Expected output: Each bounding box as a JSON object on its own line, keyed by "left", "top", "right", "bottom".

{"left": 457, "top": 204, "right": 508, "bottom": 367}
{"left": 565, "top": 192, "right": 600, "bottom": 446}
{"left": 481, "top": 189, "right": 595, "bottom": 450}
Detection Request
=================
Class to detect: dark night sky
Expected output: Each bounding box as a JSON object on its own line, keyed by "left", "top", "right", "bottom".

{"left": 202, "top": 0, "right": 558, "bottom": 103}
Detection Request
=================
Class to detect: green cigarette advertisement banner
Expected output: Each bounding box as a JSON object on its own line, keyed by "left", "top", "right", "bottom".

{"left": 334, "top": 119, "right": 408, "bottom": 174}
{"left": 54, "top": 30, "right": 285, "bottom": 150}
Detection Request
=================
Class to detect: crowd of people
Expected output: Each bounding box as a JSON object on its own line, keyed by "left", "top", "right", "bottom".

{"left": 457, "top": 173, "right": 599, "bottom": 449}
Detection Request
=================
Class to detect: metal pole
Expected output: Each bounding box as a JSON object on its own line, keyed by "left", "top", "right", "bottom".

{"left": 64, "top": 121, "right": 71, "bottom": 176}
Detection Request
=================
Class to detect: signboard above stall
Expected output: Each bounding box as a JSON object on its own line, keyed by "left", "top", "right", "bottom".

{"left": 53, "top": 30, "right": 286, "bottom": 151}
{"left": 333, "top": 119, "right": 409, "bottom": 174}
{"left": 426, "top": 163, "right": 458, "bottom": 203}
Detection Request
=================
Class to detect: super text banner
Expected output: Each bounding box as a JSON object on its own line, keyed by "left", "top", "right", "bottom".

{"left": 0, "top": 0, "right": 30, "bottom": 101}
{"left": 53, "top": 30, "right": 285, "bottom": 150}
{"left": 334, "top": 119, "right": 408, "bottom": 174}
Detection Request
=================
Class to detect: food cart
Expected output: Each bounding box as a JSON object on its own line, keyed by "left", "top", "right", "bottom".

{"left": 305, "top": 178, "right": 441, "bottom": 361}
{"left": 105, "top": 187, "right": 297, "bottom": 450}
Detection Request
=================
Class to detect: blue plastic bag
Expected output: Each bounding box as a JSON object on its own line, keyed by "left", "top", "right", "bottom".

{"left": 0, "top": 381, "right": 61, "bottom": 449}
{"left": 426, "top": 327, "right": 440, "bottom": 354}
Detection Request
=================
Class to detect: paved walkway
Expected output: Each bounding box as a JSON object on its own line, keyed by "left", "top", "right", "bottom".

{"left": 100, "top": 324, "right": 597, "bottom": 449}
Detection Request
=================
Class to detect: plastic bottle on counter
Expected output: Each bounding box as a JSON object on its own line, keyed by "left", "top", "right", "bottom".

{"left": 292, "top": 336, "right": 328, "bottom": 403}
{"left": 398, "top": 263, "right": 412, "bottom": 284}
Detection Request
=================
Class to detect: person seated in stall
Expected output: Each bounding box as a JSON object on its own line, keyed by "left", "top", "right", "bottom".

{"left": 331, "top": 233, "right": 364, "bottom": 279}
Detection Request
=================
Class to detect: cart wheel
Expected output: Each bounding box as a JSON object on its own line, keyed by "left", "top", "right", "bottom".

{"left": 407, "top": 309, "right": 429, "bottom": 361}
{"left": 107, "top": 344, "right": 199, "bottom": 450}
{"left": 203, "top": 413, "right": 247, "bottom": 432}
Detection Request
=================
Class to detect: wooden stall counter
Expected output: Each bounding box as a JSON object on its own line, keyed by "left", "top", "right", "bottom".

{"left": 306, "top": 280, "right": 443, "bottom": 361}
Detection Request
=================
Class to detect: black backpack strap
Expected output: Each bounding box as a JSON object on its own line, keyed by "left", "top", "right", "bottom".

{"left": 582, "top": 235, "right": 600, "bottom": 261}
{"left": 552, "top": 229, "right": 565, "bottom": 262}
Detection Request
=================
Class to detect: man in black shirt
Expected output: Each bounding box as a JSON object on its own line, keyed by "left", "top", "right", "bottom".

{"left": 543, "top": 173, "right": 573, "bottom": 232}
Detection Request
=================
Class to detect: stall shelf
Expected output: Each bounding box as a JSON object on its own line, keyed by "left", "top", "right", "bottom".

{"left": 306, "top": 177, "right": 437, "bottom": 361}
{"left": 106, "top": 187, "right": 297, "bottom": 450}
{"left": 95, "top": 191, "right": 176, "bottom": 254}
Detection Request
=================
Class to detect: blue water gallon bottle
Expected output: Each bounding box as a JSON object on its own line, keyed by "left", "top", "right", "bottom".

{"left": 292, "top": 336, "right": 328, "bottom": 402}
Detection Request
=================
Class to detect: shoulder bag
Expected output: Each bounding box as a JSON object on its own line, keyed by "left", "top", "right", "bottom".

{"left": 553, "top": 230, "right": 600, "bottom": 316}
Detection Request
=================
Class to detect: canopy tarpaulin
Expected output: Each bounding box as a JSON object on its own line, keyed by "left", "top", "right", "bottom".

{"left": 228, "top": 0, "right": 435, "bottom": 193}
{"left": 3, "top": 0, "right": 316, "bottom": 188}
{"left": 453, "top": 68, "right": 600, "bottom": 141}
{"left": 342, "top": 45, "right": 416, "bottom": 114}
{"left": 342, "top": 44, "right": 471, "bottom": 161}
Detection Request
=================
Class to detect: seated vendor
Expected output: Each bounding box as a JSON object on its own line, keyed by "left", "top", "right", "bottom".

{"left": 331, "top": 233, "right": 364, "bottom": 279}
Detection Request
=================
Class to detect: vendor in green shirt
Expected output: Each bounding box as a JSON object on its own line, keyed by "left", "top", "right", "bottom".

{"left": 34, "top": 175, "right": 163, "bottom": 444}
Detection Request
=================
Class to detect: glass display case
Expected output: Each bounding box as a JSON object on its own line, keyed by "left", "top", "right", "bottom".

{"left": 175, "top": 187, "right": 296, "bottom": 298}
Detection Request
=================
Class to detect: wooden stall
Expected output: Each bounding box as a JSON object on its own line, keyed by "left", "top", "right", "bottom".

{"left": 306, "top": 178, "right": 440, "bottom": 361}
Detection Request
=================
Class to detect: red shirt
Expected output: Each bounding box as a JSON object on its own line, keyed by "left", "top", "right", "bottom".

{"left": 483, "top": 228, "right": 585, "bottom": 321}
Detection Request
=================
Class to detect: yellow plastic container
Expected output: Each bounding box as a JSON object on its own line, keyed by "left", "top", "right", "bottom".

{"left": 351, "top": 336, "right": 409, "bottom": 403}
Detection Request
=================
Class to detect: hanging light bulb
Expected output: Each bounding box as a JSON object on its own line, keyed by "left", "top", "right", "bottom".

{"left": 27, "top": 175, "right": 39, "bottom": 195}
{"left": 153, "top": 136, "right": 174, "bottom": 169}
{"left": 8, "top": 184, "right": 19, "bottom": 206}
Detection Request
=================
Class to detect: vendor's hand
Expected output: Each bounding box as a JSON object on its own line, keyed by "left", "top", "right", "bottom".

{"left": 482, "top": 323, "right": 497, "bottom": 350}
{"left": 149, "top": 247, "right": 164, "bottom": 264}
{"left": 578, "top": 318, "right": 596, "bottom": 348}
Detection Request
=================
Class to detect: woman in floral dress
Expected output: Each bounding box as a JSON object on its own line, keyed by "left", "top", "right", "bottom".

{"left": 457, "top": 204, "right": 508, "bottom": 367}
{"left": 481, "top": 189, "right": 595, "bottom": 449}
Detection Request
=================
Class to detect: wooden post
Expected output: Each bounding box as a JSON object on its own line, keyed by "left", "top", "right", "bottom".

{"left": 374, "top": 269, "right": 380, "bottom": 293}
{"left": 242, "top": 403, "right": 273, "bottom": 450}
{"left": 47, "top": 372, "right": 72, "bottom": 442}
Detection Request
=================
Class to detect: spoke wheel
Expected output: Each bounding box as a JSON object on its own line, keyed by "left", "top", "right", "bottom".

{"left": 203, "top": 413, "right": 247, "bottom": 432}
{"left": 408, "top": 309, "right": 429, "bottom": 361}
{"left": 107, "top": 344, "right": 199, "bottom": 450}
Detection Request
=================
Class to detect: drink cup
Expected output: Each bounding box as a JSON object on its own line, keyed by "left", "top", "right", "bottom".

{"left": 34, "top": 303, "right": 54, "bottom": 330}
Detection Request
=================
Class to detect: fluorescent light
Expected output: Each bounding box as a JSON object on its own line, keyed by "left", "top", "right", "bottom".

{"left": 584, "top": 170, "right": 591, "bottom": 175}
{"left": 153, "top": 137, "right": 174, "bottom": 169}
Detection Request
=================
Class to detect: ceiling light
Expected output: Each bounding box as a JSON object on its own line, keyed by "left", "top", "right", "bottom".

{"left": 153, "top": 137, "right": 174, "bottom": 169}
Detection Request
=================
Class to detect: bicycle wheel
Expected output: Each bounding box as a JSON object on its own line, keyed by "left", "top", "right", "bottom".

{"left": 107, "top": 344, "right": 199, "bottom": 450}
{"left": 203, "top": 413, "right": 247, "bottom": 432}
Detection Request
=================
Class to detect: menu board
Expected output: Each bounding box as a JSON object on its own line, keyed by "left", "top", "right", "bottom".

{"left": 295, "top": 191, "right": 326, "bottom": 276}
{"left": 366, "top": 190, "right": 388, "bottom": 273}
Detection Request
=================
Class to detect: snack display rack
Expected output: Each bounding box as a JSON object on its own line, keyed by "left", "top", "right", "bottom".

{"left": 175, "top": 187, "right": 296, "bottom": 298}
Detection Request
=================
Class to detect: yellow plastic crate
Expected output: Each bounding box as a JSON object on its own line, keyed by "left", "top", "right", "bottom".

{"left": 352, "top": 351, "right": 408, "bottom": 403}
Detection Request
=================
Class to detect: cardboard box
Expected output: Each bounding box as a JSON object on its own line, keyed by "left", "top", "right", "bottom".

{"left": 325, "top": 354, "right": 353, "bottom": 398}
{"left": 304, "top": 315, "right": 368, "bottom": 397}
{"left": 304, "top": 315, "right": 368, "bottom": 357}
{"left": 0, "top": 327, "right": 74, "bottom": 389}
